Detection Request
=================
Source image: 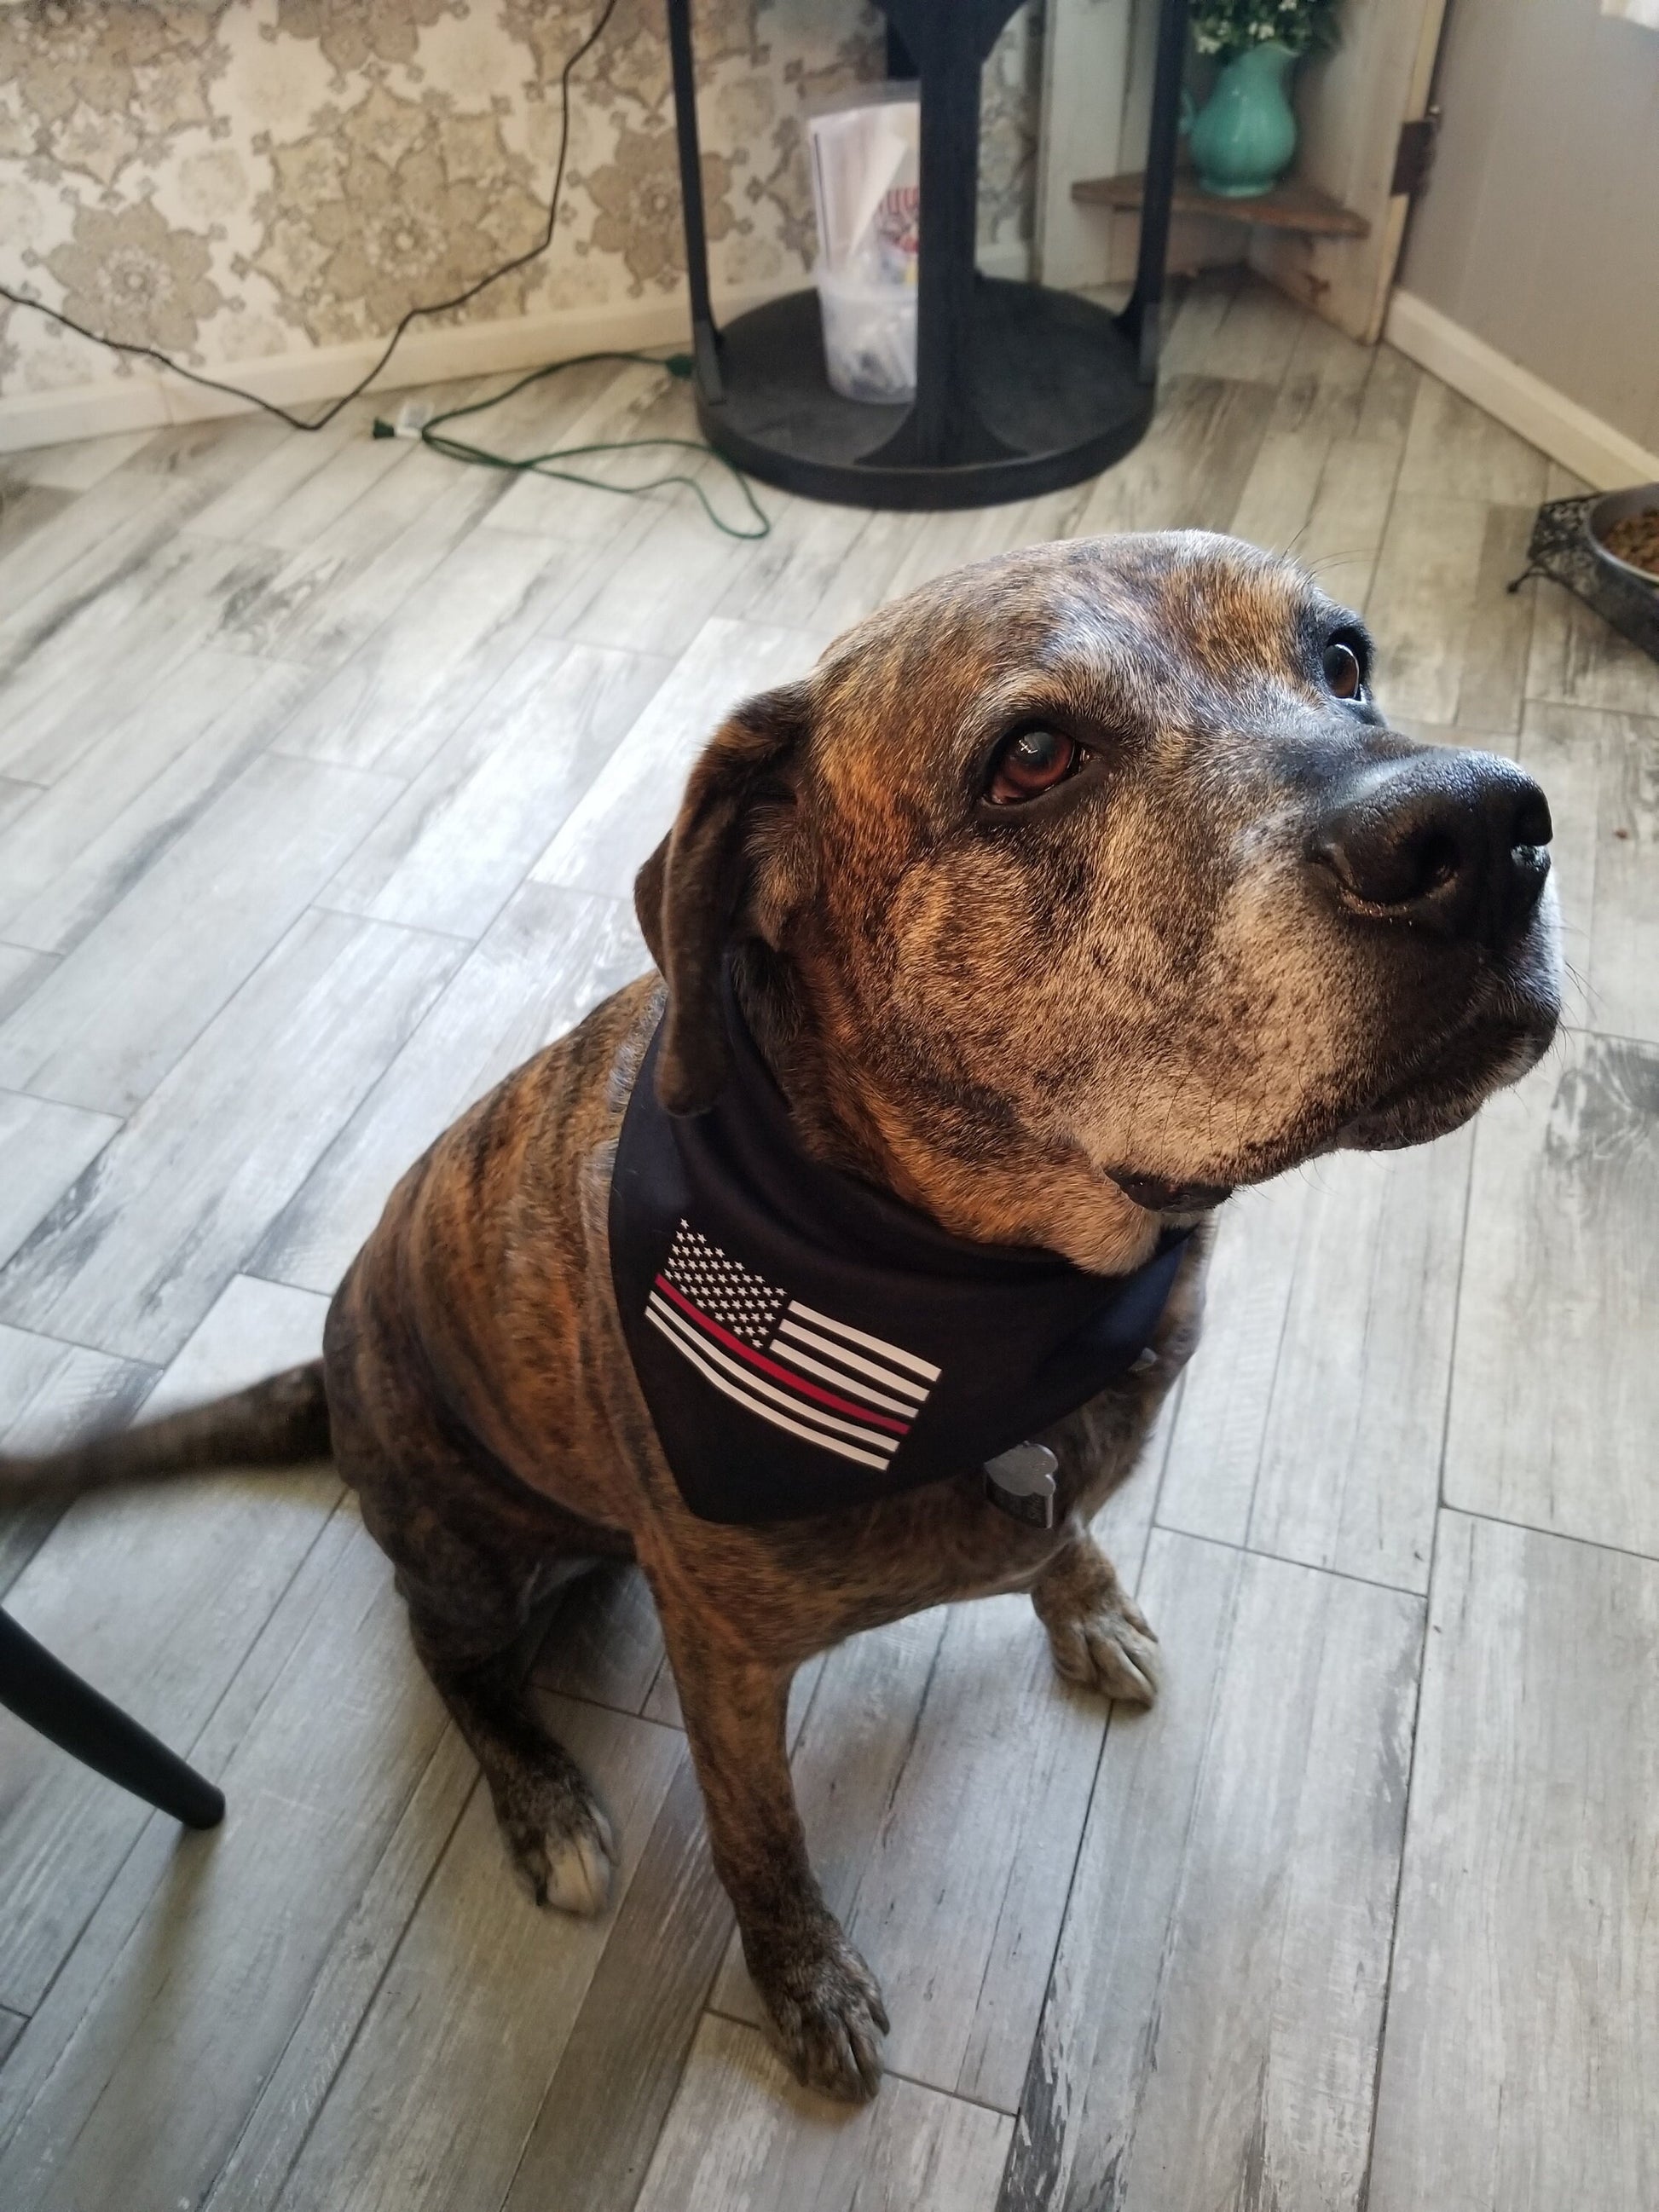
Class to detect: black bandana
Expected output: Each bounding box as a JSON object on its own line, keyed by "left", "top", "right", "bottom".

{"left": 610, "top": 975, "right": 1189, "bottom": 1526}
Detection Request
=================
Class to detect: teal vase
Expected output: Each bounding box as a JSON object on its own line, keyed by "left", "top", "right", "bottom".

{"left": 1185, "top": 41, "right": 1298, "bottom": 198}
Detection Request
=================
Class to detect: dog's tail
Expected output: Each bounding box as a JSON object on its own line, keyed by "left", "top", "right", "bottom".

{"left": 0, "top": 1361, "right": 332, "bottom": 1507}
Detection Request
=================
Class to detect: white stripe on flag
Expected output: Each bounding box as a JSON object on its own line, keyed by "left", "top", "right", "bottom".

{"left": 784, "top": 1298, "right": 940, "bottom": 1381}
{"left": 767, "top": 1328, "right": 922, "bottom": 1417}
{"left": 775, "top": 1316, "right": 928, "bottom": 1408}
{"left": 646, "top": 1308, "right": 892, "bottom": 1470}
{"left": 648, "top": 1296, "right": 898, "bottom": 1457}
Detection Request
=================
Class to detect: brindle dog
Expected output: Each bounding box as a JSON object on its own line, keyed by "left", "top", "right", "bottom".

{"left": 3, "top": 532, "right": 1560, "bottom": 2103}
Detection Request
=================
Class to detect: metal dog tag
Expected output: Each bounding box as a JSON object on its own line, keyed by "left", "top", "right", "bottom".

{"left": 984, "top": 1441, "right": 1058, "bottom": 1528}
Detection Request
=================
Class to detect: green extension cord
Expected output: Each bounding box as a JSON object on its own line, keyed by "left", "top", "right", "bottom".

{"left": 1, "top": 7, "right": 768, "bottom": 540}
{"left": 373, "top": 349, "right": 771, "bottom": 541}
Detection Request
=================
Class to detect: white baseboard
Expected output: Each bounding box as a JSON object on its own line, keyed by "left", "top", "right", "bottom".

{"left": 0, "top": 245, "right": 1034, "bottom": 455}
{"left": 1384, "top": 289, "right": 1659, "bottom": 494}
{"left": 0, "top": 284, "right": 772, "bottom": 454}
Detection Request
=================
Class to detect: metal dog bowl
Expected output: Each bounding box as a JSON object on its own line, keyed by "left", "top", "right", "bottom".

{"left": 1587, "top": 482, "right": 1659, "bottom": 591}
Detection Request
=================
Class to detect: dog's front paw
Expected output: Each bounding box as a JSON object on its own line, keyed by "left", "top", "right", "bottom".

{"left": 749, "top": 1921, "right": 889, "bottom": 2102}
{"left": 493, "top": 1764, "right": 616, "bottom": 1915}
{"left": 1043, "top": 1591, "right": 1159, "bottom": 1706}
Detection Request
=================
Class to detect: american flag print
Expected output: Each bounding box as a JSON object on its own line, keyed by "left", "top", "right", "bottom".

{"left": 645, "top": 1222, "right": 939, "bottom": 1470}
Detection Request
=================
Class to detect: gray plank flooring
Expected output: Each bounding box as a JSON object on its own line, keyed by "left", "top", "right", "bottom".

{"left": 0, "top": 270, "right": 1654, "bottom": 2211}
{"left": 1002, "top": 1535, "right": 1421, "bottom": 2212}
{"left": 1368, "top": 1513, "right": 1659, "bottom": 2212}
{"left": 1157, "top": 1125, "right": 1471, "bottom": 1593}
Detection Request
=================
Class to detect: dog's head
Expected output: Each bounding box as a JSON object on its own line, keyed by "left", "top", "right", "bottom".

{"left": 636, "top": 532, "right": 1560, "bottom": 1270}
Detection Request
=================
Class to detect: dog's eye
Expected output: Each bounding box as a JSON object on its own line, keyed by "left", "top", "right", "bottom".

{"left": 987, "top": 727, "right": 1078, "bottom": 804}
{"left": 1322, "top": 635, "right": 1366, "bottom": 701}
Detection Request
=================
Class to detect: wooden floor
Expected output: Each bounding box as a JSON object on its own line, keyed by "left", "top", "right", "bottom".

{"left": 1, "top": 269, "right": 1656, "bottom": 2211}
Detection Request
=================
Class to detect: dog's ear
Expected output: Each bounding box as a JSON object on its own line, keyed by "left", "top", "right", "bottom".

{"left": 634, "top": 681, "right": 812, "bottom": 1115}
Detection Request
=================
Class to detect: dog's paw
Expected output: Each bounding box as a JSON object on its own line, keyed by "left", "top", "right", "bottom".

{"left": 1043, "top": 1591, "right": 1159, "bottom": 1706}
{"left": 751, "top": 1925, "right": 889, "bottom": 2103}
{"left": 494, "top": 1765, "right": 616, "bottom": 1916}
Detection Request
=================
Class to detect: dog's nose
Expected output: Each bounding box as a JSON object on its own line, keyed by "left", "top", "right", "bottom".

{"left": 1311, "top": 748, "right": 1552, "bottom": 948}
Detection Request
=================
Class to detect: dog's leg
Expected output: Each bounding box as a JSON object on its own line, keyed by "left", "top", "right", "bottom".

{"left": 1030, "top": 1521, "right": 1159, "bottom": 1705}
{"left": 408, "top": 1605, "right": 617, "bottom": 1914}
{"left": 324, "top": 1284, "right": 625, "bottom": 1916}
{"left": 656, "top": 1605, "right": 887, "bottom": 2102}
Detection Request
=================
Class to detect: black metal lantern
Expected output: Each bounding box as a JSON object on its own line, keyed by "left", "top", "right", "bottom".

{"left": 665, "top": 0, "right": 1191, "bottom": 511}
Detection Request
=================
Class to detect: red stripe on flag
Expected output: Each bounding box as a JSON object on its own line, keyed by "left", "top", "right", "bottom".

{"left": 653, "top": 1276, "right": 910, "bottom": 1435}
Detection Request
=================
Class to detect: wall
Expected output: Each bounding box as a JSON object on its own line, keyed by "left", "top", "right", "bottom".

{"left": 0, "top": 0, "right": 1042, "bottom": 428}
{"left": 1397, "top": 0, "right": 1659, "bottom": 456}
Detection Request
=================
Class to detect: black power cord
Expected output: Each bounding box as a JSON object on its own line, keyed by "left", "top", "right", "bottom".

{"left": 0, "top": 0, "right": 620, "bottom": 432}
{"left": 0, "top": 1, "right": 767, "bottom": 538}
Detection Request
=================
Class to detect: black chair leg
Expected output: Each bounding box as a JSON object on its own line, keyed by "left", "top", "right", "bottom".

{"left": 0, "top": 1606, "right": 224, "bottom": 1829}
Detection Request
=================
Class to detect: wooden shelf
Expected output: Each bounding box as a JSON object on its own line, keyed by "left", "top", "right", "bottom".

{"left": 1072, "top": 169, "right": 1369, "bottom": 238}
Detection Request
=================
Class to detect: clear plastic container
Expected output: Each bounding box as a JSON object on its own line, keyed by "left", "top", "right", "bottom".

{"left": 814, "top": 264, "right": 917, "bottom": 404}
{"left": 808, "top": 88, "right": 918, "bottom": 406}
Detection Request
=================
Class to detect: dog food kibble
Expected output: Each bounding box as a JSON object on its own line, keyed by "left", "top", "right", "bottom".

{"left": 1602, "top": 507, "right": 1659, "bottom": 580}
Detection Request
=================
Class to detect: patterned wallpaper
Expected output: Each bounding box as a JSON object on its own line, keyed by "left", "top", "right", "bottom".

{"left": 0, "top": 0, "right": 1043, "bottom": 405}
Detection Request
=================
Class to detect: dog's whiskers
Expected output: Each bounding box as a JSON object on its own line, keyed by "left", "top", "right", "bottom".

{"left": 1302, "top": 549, "right": 1372, "bottom": 579}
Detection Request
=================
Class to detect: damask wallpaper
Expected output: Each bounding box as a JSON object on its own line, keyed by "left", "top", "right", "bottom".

{"left": 0, "top": 0, "right": 1043, "bottom": 407}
